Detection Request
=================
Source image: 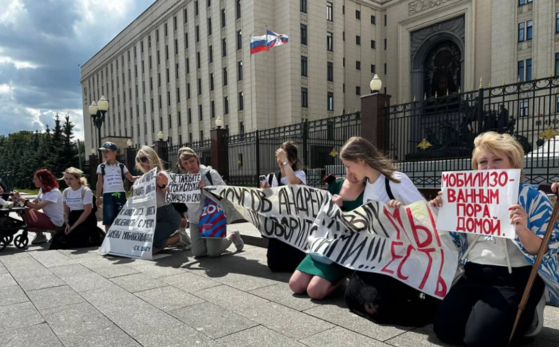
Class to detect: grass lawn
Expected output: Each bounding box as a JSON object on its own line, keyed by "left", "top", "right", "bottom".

{"left": 14, "top": 188, "right": 39, "bottom": 195}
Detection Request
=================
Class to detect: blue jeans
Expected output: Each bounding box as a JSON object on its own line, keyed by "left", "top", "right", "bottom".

{"left": 102, "top": 192, "right": 127, "bottom": 226}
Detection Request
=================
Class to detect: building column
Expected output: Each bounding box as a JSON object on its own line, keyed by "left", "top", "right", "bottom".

{"left": 211, "top": 128, "right": 229, "bottom": 181}
{"left": 360, "top": 92, "right": 392, "bottom": 154}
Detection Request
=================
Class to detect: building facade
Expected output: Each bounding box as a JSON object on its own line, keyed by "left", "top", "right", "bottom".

{"left": 82, "top": 0, "right": 558, "bottom": 155}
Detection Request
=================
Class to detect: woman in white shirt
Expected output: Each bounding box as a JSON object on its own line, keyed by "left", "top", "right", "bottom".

{"left": 50, "top": 167, "right": 104, "bottom": 249}
{"left": 13, "top": 169, "right": 64, "bottom": 244}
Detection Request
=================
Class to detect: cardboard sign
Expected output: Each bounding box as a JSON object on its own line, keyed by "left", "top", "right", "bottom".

{"left": 436, "top": 169, "right": 520, "bottom": 239}
{"left": 166, "top": 173, "right": 201, "bottom": 204}
{"left": 98, "top": 168, "right": 158, "bottom": 259}
{"left": 206, "top": 185, "right": 458, "bottom": 299}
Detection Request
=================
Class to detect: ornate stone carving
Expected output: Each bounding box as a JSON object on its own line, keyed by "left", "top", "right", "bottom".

{"left": 410, "top": 16, "right": 465, "bottom": 60}
{"left": 409, "top": 0, "right": 460, "bottom": 16}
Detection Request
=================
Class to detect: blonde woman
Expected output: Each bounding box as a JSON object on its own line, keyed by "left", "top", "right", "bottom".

{"left": 177, "top": 147, "right": 243, "bottom": 257}
{"left": 431, "top": 132, "right": 559, "bottom": 345}
{"left": 134, "top": 146, "right": 185, "bottom": 255}
{"left": 50, "top": 167, "right": 104, "bottom": 249}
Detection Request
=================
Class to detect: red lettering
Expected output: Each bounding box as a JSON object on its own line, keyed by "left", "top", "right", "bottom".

{"left": 381, "top": 241, "right": 404, "bottom": 275}
{"left": 457, "top": 217, "right": 466, "bottom": 231}
{"left": 447, "top": 189, "right": 456, "bottom": 203}
{"left": 406, "top": 207, "right": 433, "bottom": 248}
{"left": 417, "top": 248, "right": 435, "bottom": 290}
{"left": 482, "top": 205, "right": 490, "bottom": 218}
{"left": 434, "top": 249, "right": 448, "bottom": 297}
{"left": 383, "top": 206, "right": 404, "bottom": 240}
{"left": 396, "top": 245, "right": 414, "bottom": 281}
{"left": 426, "top": 204, "right": 442, "bottom": 247}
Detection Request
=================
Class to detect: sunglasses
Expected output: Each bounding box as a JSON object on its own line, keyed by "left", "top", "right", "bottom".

{"left": 136, "top": 157, "right": 149, "bottom": 163}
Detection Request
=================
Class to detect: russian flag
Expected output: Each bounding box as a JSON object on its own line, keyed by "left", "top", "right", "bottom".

{"left": 250, "top": 30, "right": 289, "bottom": 54}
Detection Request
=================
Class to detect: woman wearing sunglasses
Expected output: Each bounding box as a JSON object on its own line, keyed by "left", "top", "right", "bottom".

{"left": 135, "top": 146, "right": 185, "bottom": 254}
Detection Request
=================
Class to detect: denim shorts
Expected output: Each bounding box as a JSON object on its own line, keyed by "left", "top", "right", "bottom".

{"left": 102, "top": 192, "right": 127, "bottom": 225}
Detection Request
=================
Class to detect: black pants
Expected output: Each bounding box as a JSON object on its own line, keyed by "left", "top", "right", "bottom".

{"left": 50, "top": 210, "right": 105, "bottom": 250}
{"left": 434, "top": 262, "right": 545, "bottom": 347}
{"left": 266, "top": 238, "right": 306, "bottom": 273}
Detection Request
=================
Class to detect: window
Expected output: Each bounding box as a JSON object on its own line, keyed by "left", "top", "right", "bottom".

{"left": 184, "top": 8, "right": 187, "bottom": 23}
{"left": 371, "top": 64, "right": 376, "bottom": 73}
{"left": 237, "top": 61, "right": 243, "bottom": 80}
{"left": 195, "top": 1, "right": 199, "bottom": 15}
{"left": 159, "top": 95, "right": 162, "bottom": 108}
{"left": 187, "top": 83, "right": 191, "bottom": 99}
{"left": 301, "top": 24, "right": 308, "bottom": 45}
{"left": 327, "top": 32, "right": 333, "bottom": 51}
{"left": 196, "top": 25, "right": 200, "bottom": 42}
{"left": 157, "top": 51, "right": 160, "bottom": 65}
{"left": 326, "top": 2, "right": 333, "bottom": 21}
{"left": 527, "top": 20, "right": 533, "bottom": 40}
{"left": 197, "top": 52, "right": 201, "bottom": 68}
{"left": 520, "top": 100, "right": 529, "bottom": 117}
{"left": 189, "top": 132, "right": 192, "bottom": 142}
{"left": 327, "top": 62, "right": 333, "bottom": 81}
{"left": 356, "top": 61, "right": 361, "bottom": 70}
{"left": 301, "top": 56, "right": 308, "bottom": 76}
{"left": 237, "top": 30, "right": 242, "bottom": 50}
{"left": 185, "top": 33, "right": 189, "bottom": 48}
{"left": 207, "top": 0, "right": 211, "bottom": 7}
{"left": 223, "top": 67, "right": 228, "bottom": 86}
{"left": 222, "top": 38, "right": 227, "bottom": 56}
{"left": 384, "top": 14, "right": 387, "bottom": 26}
{"left": 301, "top": 0, "right": 307, "bottom": 13}
{"left": 167, "top": 91, "right": 171, "bottom": 105}
{"left": 221, "top": 8, "right": 226, "bottom": 27}
{"left": 210, "top": 73, "right": 214, "bottom": 91}
{"left": 224, "top": 96, "right": 229, "bottom": 114}
{"left": 518, "top": 60, "right": 525, "bottom": 82}
{"left": 557, "top": 13, "right": 559, "bottom": 33}
{"left": 301, "top": 88, "right": 308, "bottom": 107}
{"left": 174, "top": 16, "right": 177, "bottom": 30}
{"left": 199, "top": 104, "right": 203, "bottom": 120}
{"left": 236, "top": 0, "right": 241, "bottom": 19}
{"left": 384, "top": 63, "right": 387, "bottom": 74}
{"left": 239, "top": 92, "right": 244, "bottom": 110}
{"left": 356, "top": 35, "right": 361, "bottom": 45}
{"left": 371, "top": 15, "right": 376, "bottom": 24}
{"left": 356, "top": 10, "right": 360, "bottom": 19}
{"left": 384, "top": 39, "right": 387, "bottom": 50}
{"left": 186, "top": 58, "right": 190, "bottom": 73}
{"left": 327, "top": 92, "right": 334, "bottom": 111}
{"left": 188, "top": 108, "right": 192, "bottom": 123}
{"left": 198, "top": 78, "right": 202, "bottom": 95}
{"left": 200, "top": 130, "right": 204, "bottom": 140}
{"left": 164, "top": 23, "right": 168, "bottom": 36}
{"left": 208, "top": 17, "right": 212, "bottom": 35}
{"left": 526, "top": 58, "right": 532, "bottom": 81}
{"left": 166, "top": 68, "right": 170, "bottom": 83}
{"left": 211, "top": 100, "right": 215, "bottom": 118}
{"left": 555, "top": 52, "right": 559, "bottom": 76}
{"left": 371, "top": 40, "right": 376, "bottom": 49}
{"left": 156, "top": 29, "right": 159, "bottom": 42}
{"left": 177, "top": 87, "right": 180, "bottom": 102}
{"left": 519, "top": 22, "right": 525, "bottom": 42}
{"left": 209, "top": 45, "right": 213, "bottom": 63}
{"left": 166, "top": 45, "right": 169, "bottom": 60}
{"left": 519, "top": 0, "right": 533, "bottom": 4}
{"left": 239, "top": 122, "right": 244, "bottom": 134}
{"left": 178, "top": 111, "right": 182, "bottom": 127}
{"left": 356, "top": 86, "right": 362, "bottom": 95}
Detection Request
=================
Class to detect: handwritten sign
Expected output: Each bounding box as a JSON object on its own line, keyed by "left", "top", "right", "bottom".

{"left": 166, "top": 173, "right": 201, "bottom": 204}
{"left": 98, "top": 168, "right": 158, "bottom": 259}
{"left": 206, "top": 185, "right": 458, "bottom": 299}
{"left": 436, "top": 169, "right": 520, "bottom": 239}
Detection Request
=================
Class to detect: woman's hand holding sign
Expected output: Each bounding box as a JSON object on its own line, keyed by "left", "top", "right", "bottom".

{"left": 387, "top": 200, "right": 402, "bottom": 209}
{"left": 429, "top": 191, "right": 443, "bottom": 208}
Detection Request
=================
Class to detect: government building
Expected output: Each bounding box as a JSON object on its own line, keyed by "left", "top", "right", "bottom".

{"left": 81, "top": 0, "right": 553, "bottom": 155}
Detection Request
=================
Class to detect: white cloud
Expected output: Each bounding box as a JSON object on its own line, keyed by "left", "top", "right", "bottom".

{"left": 0, "top": 0, "right": 26, "bottom": 27}
{"left": 0, "top": 55, "right": 38, "bottom": 69}
{"left": 0, "top": 83, "right": 12, "bottom": 96}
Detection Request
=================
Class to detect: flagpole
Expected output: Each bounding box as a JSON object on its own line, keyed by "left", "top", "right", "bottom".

{"left": 249, "top": 33, "right": 254, "bottom": 132}
{"left": 265, "top": 26, "right": 270, "bottom": 130}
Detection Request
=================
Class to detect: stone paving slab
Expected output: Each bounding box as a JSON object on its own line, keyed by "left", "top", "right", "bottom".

{"left": 1, "top": 241, "right": 559, "bottom": 347}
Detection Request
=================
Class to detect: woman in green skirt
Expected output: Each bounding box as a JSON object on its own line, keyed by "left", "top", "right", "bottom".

{"left": 289, "top": 171, "right": 365, "bottom": 300}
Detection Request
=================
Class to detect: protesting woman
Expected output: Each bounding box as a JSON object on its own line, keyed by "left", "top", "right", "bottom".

{"left": 431, "top": 132, "right": 559, "bottom": 346}
{"left": 339, "top": 136, "right": 438, "bottom": 326}
{"left": 289, "top": 171, "right": 364, "bottom": 299}
{"left": 135, "top": 146, "right": 184, "bottom": 255}
{"left": 178, "top": 147, "right": 243, "bottom": 257}
{"left": 50, "top": 167, "right": 104, "bottom": 249}
{"left": 171, "top": 147, "right": 194, "bottom": 250}
{"left": 13, "top": 169, "right": 64, "bottom": 244}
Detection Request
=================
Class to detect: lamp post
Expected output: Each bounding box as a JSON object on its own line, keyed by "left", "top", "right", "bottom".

{"left": 89, "top": 96, "right": 110, "bottom": 161}
{"left": 127, "top": 139, "right": 133, "bottom": 148}
{"left": 370, "top": 74, "right": 382, "bottom": 93}
{"left": 215, "top": 115, "right": 224, "bottom": 129}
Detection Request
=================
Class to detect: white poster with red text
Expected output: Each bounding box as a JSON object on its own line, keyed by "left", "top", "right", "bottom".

{"left": 436, "top": 169, "right": 521, "bottom": 239}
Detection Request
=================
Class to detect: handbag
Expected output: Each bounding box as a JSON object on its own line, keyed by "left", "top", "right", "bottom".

{"left": 198, "top": 198, "right": 227, "bottom": 238}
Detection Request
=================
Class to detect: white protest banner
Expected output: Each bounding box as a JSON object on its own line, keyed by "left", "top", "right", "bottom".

{"left": 166, "top": 173, "right": 201, "bottom": 204}
{"left": 98, "top": 168, "right": 158, "bottom": 259}
{"left": 436, "top": 169, "right": 520, "bottom": 239}
{"left": 206, "top": 185, "right": 458, "bottom": 299}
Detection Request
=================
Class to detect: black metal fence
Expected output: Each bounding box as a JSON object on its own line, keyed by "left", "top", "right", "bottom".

{"left": 387, "top": 76, "right": 559, "bottom": 187}
{"left": 165, "top": 139, "right": 212, "bottom": 172}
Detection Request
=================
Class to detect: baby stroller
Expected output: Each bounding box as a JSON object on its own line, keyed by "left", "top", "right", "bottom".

{"left": 0, "top": 194, "right": 29, "bottom": 251}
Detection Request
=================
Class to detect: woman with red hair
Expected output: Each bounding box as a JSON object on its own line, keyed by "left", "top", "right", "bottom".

{"left": 13, "top": 169, "right": 64, "bottom": 244}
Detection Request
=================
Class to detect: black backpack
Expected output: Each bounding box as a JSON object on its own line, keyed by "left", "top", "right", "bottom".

{"left": 100, "top": 162, "right": 126, "bottom": 189}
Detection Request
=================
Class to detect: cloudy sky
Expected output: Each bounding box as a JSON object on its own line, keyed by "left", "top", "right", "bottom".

{"left": 0, "top": 0, "right": 156, "bottom": 140}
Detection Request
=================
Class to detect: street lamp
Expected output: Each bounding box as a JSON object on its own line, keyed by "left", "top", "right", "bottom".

{"left": 90, "top": 148, "right": 96, "bottom": 155}
{"left": 370, "top": 74, "right": 382, "bottom": 93}
{"left": 127, "top": 139, "right": 133, "bottom": 148}
{"left": 89, "top": 96, "right": 110, "bottom": 161}
{"left": 157, "top": 131, "right": 164, "bottom": 141}
{"left": 215, "top": 115, "right": 224, "bottom": 129}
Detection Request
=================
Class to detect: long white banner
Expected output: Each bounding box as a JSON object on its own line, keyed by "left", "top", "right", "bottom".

{"left": 98, "top": 168, "right": 158, "bottom": 260}
{"left": 206, "top": 185, "right": 458, "bottom": 299}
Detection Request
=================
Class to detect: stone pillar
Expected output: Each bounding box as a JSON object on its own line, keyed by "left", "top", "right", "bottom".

{"left": 89, "top": 155, "right": 98, "bottom": 188}
{"left": 211, "top": 127, "right": 229, "bottom": 180}
{"left": 360, "top": 92, "right": 392, "bottom": 154}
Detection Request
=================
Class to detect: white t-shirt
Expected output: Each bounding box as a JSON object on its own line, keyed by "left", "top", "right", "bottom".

{"left": 38, "top": 188, "right": 64, "bottom": 227}
{"left": 63, "top": 186, "right": 93, "bottom": 211}
{"left": 96, "top": 162, "right": 129, "bottom": 194}
{"left": 279, "top": 170, "right": 307, "bottom": 186}
{"left": 467, "top": 235, "right": 530, "bottom": 268}
{"left": 364, "top": 171, "right": 424, "bottom": 205}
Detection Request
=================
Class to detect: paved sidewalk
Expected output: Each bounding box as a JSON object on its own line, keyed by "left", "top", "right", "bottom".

{"left": 1, "top": 234, "right": 559, "bottom": 347}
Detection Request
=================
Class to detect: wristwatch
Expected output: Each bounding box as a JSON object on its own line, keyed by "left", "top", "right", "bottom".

{"left": 158, "top": 184, "right": 167, "bottom": 189}
{"left": 282, "top": 161, "right": 288, "bottom": 166}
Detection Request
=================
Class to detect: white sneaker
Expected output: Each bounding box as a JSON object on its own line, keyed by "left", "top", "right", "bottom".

{"left": 31, "top": 233, "right": 47, "bottom": 245}
{"left": 176, "top": 229, "right": 192, "bottom": 250}
{"left": 229, "top": 230, "right": 244, "bottom": 252}
{"left": 525, "top": 288, "right": 547, "bottom": 337}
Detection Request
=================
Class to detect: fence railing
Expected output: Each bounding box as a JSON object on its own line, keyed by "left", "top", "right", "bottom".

{"left": 165, "top": 139, "right": 212, "bottom": 172}
{"left": 386, "top": 76, "right": 559, "bottom": 187}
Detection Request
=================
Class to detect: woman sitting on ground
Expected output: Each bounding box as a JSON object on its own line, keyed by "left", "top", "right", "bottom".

{"left": 135, "top": 146, "right": 184, "bottom": 255}
{"left": 13, "top": 169, "right": 64, "bottom": 244}
{"left": 431, "top": 132, "right": 559, "bottom": 346}
{"left": 178, "top": 147, "right": 244, "bottom": 257}
{"left": 289, "top": 171, "right": 364, "bottom": 299}
{"left": 50, "top": 167, "right": 104, "bottom": 249}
